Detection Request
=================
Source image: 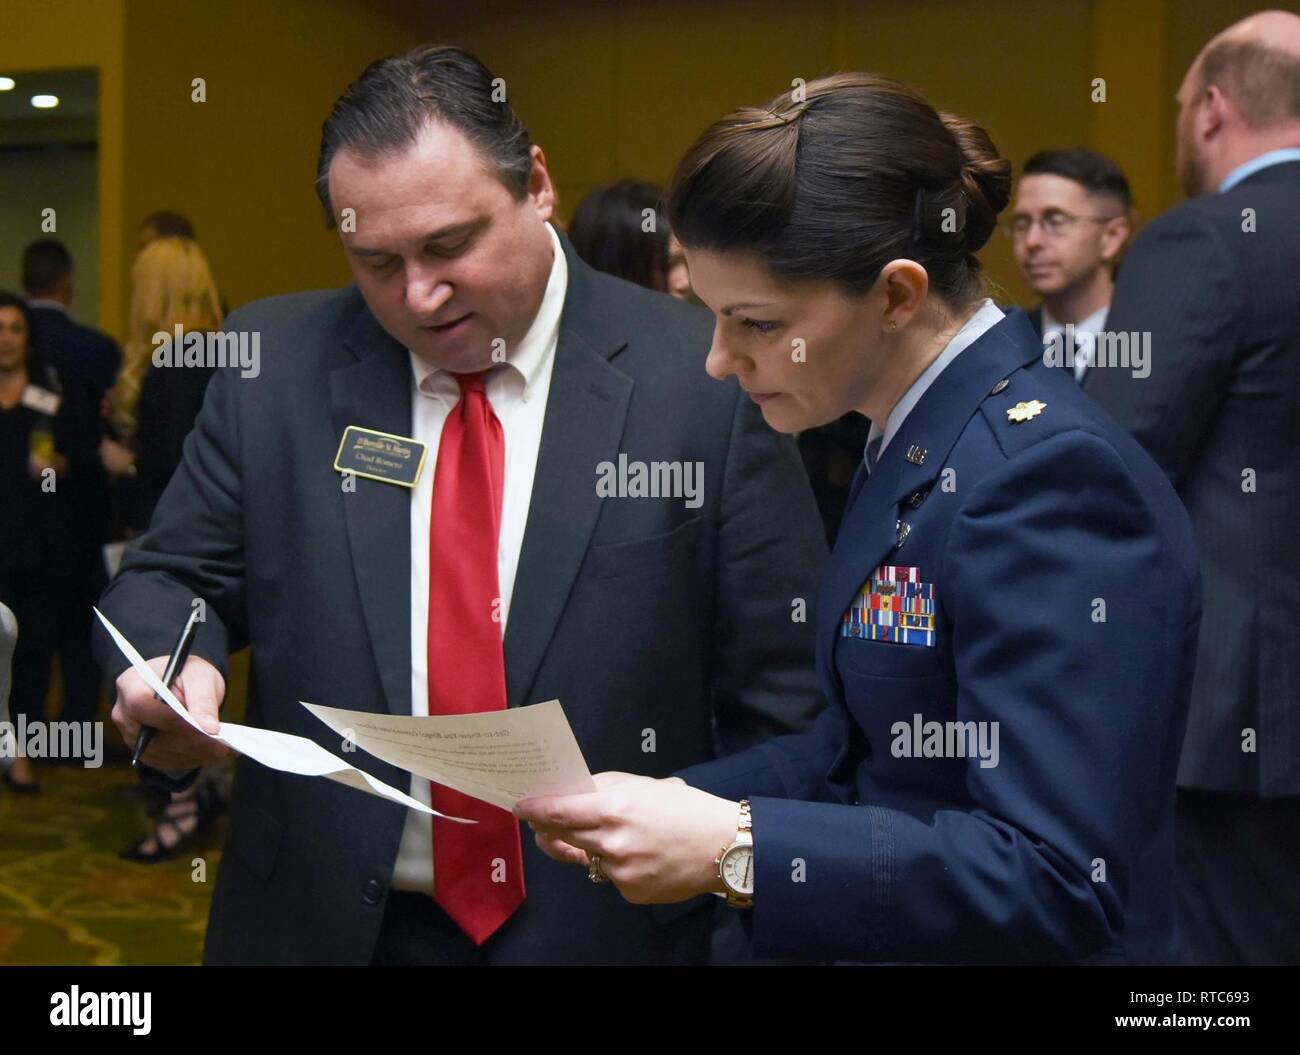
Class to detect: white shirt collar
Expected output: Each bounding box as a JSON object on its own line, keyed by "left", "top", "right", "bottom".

{"left": 1041, "top": 304, "right": 1108, "bottom": 381}
{"left": 26, "top": 298, "right": 67, "bottom": 314}
{"left": 867, "top": 298, "right": 1004, "bottom": 461}
{"left": 1041, "top": 303, "right": 1108, "bottom": 338}
{"left": 409, "top": 222, "right": 568, "bottom": 402}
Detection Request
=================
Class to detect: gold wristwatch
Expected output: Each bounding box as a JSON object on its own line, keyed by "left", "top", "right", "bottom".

{"left": 714, "top": 799, "right": 754, "bottom": 908}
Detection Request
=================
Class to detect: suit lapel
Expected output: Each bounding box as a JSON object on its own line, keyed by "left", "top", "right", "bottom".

{"left": 817, "top": 450, "right": 907, "bottom": 660}
{"left": 504, "top": 240, "right": 633, "bottom": 709}
{"left": 331, "top": 303, "right": 414, "bottom": 717}
{"left": 325, "top": 237, "right": 646, "bottom": 717}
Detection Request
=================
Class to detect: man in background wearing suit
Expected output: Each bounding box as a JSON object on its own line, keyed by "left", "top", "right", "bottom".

{"left": 1011, "top": 149, "right": 1131, "bottom": 384}
{"left": 21, "top": 238, "right": 119, "bottom": 729}
{"left": 1087, "top": 10, "right": 1300, "bottom": 964}
{"left": 96, "top": 45, "right": 826, "bottom": 965}
{"left": 22, "top": 240, "right": 121, "bottom": 405}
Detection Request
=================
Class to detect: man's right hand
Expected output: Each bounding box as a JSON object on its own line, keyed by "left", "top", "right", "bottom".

{"left": 112, "top": 654, "right": 237, "bottom": 770}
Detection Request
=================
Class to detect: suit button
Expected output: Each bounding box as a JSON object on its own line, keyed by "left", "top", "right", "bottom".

{"left": 362, "top": 879, "right": 384, "bottom": 905}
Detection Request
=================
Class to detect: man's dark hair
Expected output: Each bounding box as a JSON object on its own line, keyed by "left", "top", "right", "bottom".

{"left": 140, "top": 210, "right": 195, "bottom": 239}
{"left": 1022, "top": 148, "right": 1132, "bottom": 211}
{"left": 315, "top": 45, "right": 534, "bottom": 229}
{"left": 21, "top": 239, "right": 73, "bottom": 297}
{"left": 568, "top": 180, "right": 670, "bottom": 292}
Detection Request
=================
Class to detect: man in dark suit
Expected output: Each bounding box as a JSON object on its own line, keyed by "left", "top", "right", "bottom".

{"left": 22, "top": 240, "right": 121, "bottom": 405}
{"left": 1086, "top": 10, "right": 1300, "bottom": 964}
{"left": 21, "top": 238, "right": 119, "bottom": 729}
{"left": 95, "top": 45, "right": 826, "bottom": 965}
{"left": 1010, "top": 149, "right": 1132, "bottom": 385}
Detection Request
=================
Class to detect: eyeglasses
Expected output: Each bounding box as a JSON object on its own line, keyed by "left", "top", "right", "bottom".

{"left": 1006, "top": 211, "right": 1122, "bottom": 240}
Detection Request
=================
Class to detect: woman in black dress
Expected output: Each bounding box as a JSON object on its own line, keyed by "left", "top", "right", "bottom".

{"left": 0, "top": 290, "right": 90, "bottom": 794}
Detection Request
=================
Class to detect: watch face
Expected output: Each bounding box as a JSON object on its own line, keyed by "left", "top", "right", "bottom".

{"left": 720, "top": 844, "right": 754, "bottom": 896}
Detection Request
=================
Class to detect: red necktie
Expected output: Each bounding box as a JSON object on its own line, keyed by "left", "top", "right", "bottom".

{"left": 426, "top": 370, "right": 525, "bottom": 945}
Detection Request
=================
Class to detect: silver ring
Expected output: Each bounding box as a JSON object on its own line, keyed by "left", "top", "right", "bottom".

{"left": 587, "top": 853, "right": 608, "bottom": 884}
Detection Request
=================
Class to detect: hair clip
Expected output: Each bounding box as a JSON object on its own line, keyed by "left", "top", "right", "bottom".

{"left": 910, "top": 185, "right": 926, "bottom": 248}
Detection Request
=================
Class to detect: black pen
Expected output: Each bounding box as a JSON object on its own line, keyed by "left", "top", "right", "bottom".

{"left": 131, "top": 606, "right": 203, "bottom": 767}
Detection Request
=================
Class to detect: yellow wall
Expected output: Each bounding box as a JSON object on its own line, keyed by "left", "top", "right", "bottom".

{"left": 0, "top": 146, "right": 101, "bottom": 322}
{"left": 2, "top": 0, "right": 1290, "bottom": 335}
{"left": 2, "top": 0, "right": 429, "bottom": 336}
{"left": 429, "top": 0, "right": 1289, "bottom": 304}
{"left": 120, "top": 0, "right": 428, "bottom": 325}
{"left": 0, "top": 0, "right": 124, "bottom": 334}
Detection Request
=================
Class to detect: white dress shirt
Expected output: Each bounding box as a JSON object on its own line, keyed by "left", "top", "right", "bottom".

{"left": 392, "top": 222, "right": 568, "bottom": 892}
{"left": 25, "top": 298, "right": 67, "bottom": 313}
{"left": 866, "top": 298, "right": 1004, "bottom": 466}
{"left": 1041, "top": 303, "right": 1108, "bottom": 384}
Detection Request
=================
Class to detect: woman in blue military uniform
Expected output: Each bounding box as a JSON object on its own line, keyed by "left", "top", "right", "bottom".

{"left": 515, "top": 73, "right": 1201, "bottom": 964}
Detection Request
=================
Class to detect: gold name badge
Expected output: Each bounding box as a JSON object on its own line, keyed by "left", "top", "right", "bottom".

{"left": 333, "top": 425, "right": 428, "bottom": 488}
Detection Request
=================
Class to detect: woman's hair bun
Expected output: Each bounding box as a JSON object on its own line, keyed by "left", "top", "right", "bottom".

{"left": 668, "top": 73, "right": 1013, "bottom": 306}
{"left": 939, "top": 112, "right": 1012, "bottom": 254}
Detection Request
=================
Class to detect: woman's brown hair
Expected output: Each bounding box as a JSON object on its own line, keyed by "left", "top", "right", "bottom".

{"left": 666, "top": 72, "right": 1011, "bottom": 307}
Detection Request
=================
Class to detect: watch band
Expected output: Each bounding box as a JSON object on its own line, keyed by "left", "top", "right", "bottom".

{"left": 716, "top": 799, "right": 754, "bottom": 908}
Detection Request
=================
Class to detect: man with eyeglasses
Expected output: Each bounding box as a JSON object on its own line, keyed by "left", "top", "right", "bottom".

{"left": 1011, "top": 149, "right": 1133, "bottom": 384}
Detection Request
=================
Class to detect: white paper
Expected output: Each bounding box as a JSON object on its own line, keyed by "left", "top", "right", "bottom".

{"left": 102, "top": 541, "right": 128, "bottom": 579}
{"left": 301, "top": 699, "right": 596, "bottom": 811}
{"left": 94, "top": 608, "right": 471, "bottom": 822}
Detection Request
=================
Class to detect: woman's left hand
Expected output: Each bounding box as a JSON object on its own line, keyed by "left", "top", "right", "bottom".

{"left": 28, "top": 451, "right": 68, "bottom": 479}
{"left": 514, "top": 772, "right": 741, "bottom": 905}
{"left": 99, "top": 437, "right": 135, "bottom": 476}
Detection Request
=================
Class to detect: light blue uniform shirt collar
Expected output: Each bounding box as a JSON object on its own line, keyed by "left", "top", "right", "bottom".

{"left": 866, "top": 298, "right": 1005, "bottom": 464}
{"left": 1218, "top": 148, "right": 1300, "bottom": 192}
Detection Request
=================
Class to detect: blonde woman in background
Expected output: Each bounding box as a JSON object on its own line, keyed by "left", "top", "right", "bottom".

{"left": 100, "top": 235, "right": 231, "bottom": 861}
{"left": 100, "top": 236, "right": 224, "bottom": 535}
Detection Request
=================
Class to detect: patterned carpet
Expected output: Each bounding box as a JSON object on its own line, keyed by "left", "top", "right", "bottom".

{"left": 0, "top": 760, "right": 226, "bottom": 965}
{"left": 0, "top": 652, "right": 247, "bottom": 966}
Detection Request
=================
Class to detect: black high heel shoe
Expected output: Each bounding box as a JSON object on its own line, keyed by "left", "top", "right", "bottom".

{"left": 119, "top": 779, "right": 226, "bottom": 862}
